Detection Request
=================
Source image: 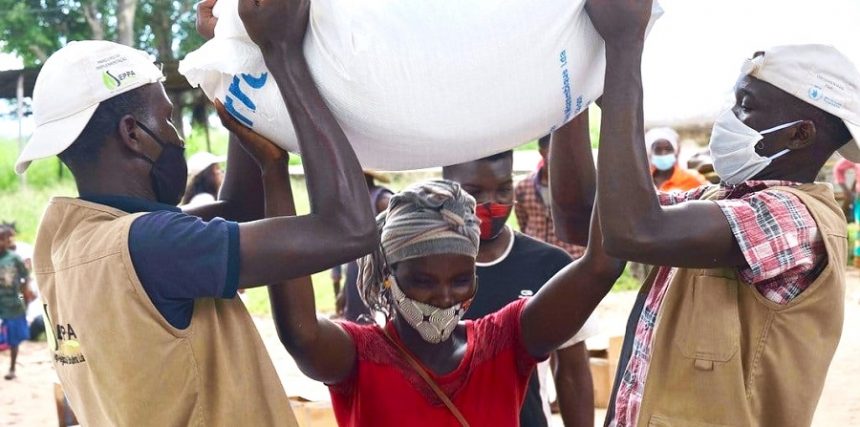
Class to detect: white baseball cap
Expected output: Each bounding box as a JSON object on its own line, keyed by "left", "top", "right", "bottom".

{"left": 187, "top": 151, "right": 227, "bottom": 178}
{"left": 741, "top": 44, "right": 860, "bottom": 162}
{"left": 15, "top": 40, "right": 165, "bottom": 174}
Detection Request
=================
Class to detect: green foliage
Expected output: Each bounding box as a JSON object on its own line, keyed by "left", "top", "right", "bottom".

{"left": 242, "top": 270, "right": 338, "bottom": 316}
{"left": 0, "top": 1, "right": 96, "bottom": 65}
{"left": 0, "top": 139, "right": 73, "bottom": 192}
{"left": 589, "top": 105, "right": 602, "bottom": 148}
{"left": 0, "top": 0, "right": 205, "bottom": 66}
{"left": 185, "top": 126, "right": 229, "bottom": 157}
{"left": 613, "top": 267, "right": 643, "bottom": 291}
{"left": 0, "top": 181, "right": 77, "bottom": 244}
{"left": 135, "top": 0, "right": 204, "bottom": 61}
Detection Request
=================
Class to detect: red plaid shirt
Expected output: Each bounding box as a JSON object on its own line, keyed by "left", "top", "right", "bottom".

{"left": 611, "top": 181, "right": 827, "bottom": 427}
{"left": 514, "top": 169, "right": 586, "bottom": 259}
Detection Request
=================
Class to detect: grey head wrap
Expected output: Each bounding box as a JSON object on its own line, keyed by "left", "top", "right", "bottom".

{"left": 357, "top": 179, "right": 480, "bottom": 317}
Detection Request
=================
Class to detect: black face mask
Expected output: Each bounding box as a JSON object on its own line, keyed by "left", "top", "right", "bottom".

{"left": 135, "top": 120, "right": 187, "bottom": 206}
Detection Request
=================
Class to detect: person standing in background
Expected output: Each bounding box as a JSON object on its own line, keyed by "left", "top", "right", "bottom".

{"left": 645, "top": 127, "right": 706, "bottom": 192}
{"left": 515, "top": 135, "right": 586, "bottom": 259}
{"left": 182, "top": 151, "right": 226, "bottom": 206}
{"left": 443, "top": 110, "right": 598, "bottom": 427}
{"left": 0, "top": 223, "right": 30, "bottom": 380}
{"left": 833, "top": 158, "right": 860, "bottom": 266}
{"left": 833, "top": 158, "right": 860, "bottom": 222}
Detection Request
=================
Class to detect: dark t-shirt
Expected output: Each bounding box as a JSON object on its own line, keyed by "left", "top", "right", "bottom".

{"left": 81, "top": 195, "right": 240, "bottom": 329}
{"left": 467, "top": 231, "right": 572, "bottom": 427}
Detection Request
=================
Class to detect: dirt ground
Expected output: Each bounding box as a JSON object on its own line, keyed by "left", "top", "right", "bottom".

{"left": 2, "top": 271, "right": 859, "bottom": 427}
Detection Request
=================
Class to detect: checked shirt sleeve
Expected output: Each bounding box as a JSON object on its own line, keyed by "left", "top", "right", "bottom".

{"left": 714, "top": 190, "right": 825, "bottom": 304}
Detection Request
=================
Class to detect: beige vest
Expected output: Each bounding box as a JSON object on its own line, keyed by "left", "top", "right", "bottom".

{"left": 636, "top": 184, "right": 846, "bottom": 427}
{"left": 34, "top": 198, "right": 296, "bottom": 427}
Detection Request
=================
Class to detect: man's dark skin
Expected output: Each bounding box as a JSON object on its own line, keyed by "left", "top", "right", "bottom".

{"left": 549, "top": 110, "right": 597, "bottom": 246}
{"left": 443, "top": 119, "right": 595, "bottom": 427}
{"left": 558, "top": 0, "right": 853, "bottom": 267}
{"left": 61, "top": 0, "right": 378, "bottom": 291}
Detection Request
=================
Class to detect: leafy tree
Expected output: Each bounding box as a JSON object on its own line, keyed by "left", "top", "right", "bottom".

{"left": 0, "top": 0, "right": 209, "bottom": 136}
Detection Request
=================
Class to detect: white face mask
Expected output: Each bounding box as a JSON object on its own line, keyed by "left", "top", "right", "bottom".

{"left": 708, "top": 109, "right": 803, "bottom": 185}
{"left": 387, "top": 275, "right": 472, "bottom": 344}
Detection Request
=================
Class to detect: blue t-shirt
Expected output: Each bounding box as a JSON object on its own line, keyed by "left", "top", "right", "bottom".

{"left": 81, "top": 195, "right": 240, "bottom": 329}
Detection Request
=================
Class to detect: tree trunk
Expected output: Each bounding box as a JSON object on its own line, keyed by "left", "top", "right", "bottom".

{"left": 82, "top": 2, "right": 105, "bottom": 40}
{"left": 28, "top": 46, "right": 48, "bottom": 63}
{"left": 117, "top": 0, "right": 139, "bottom": 46}
{"left": 168, "top": 91, "right": 186, "bottom": 138}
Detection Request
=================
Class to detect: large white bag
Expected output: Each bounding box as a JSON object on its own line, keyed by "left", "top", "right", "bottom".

{"left": 180, "top": 0, "right": 661, "bottom": 170}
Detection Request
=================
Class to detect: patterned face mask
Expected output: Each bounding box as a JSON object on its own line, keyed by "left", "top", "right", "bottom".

{"left": 387, "top": 275, "right": 473, "bottom": 344}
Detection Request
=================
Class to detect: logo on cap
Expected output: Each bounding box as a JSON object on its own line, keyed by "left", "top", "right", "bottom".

{"left": 809, "top": 86, "right": 824, "bottom": 101}
{"left": 102, "top": 69, "right": 138, "bottom": 91}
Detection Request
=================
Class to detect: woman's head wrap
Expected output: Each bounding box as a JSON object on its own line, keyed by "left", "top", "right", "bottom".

{"left": 358, "top": 180, "right": 480, "bottom": 317}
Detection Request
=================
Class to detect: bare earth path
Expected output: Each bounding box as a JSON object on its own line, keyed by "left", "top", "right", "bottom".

{"left": 3, "top": 271, "right": 859, "bottom": 426}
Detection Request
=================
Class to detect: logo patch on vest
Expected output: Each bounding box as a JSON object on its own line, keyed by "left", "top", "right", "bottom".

{"left": 44, "top": 304, "right": 86, "bottom": 365}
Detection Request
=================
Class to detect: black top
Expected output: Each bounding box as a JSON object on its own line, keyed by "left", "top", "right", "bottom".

{"left": 467, "top": 231, "right": 573, "bottom": 427}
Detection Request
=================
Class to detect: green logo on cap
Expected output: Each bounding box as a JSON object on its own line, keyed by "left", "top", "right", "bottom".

{"left": 102, "top": 70, "right": 121, "bottom": 90}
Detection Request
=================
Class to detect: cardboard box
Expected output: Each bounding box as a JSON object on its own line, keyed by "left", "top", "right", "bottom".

{"left": 590, "top": 358, "right": 612, "bottom": 409}
{"left": 289, "top": 397, "right": 338, "bottom": 427}
{"left": 607, "top": 335, "right": 624, "bottom": 379}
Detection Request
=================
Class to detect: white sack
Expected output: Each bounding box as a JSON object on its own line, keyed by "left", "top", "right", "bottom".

{"left": 180, "top": 0, "right": 662, "bottom": 170}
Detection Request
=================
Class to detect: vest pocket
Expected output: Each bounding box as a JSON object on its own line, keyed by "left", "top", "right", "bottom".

{"left": 678, "top": 275, "right": 740, "bottom": 363}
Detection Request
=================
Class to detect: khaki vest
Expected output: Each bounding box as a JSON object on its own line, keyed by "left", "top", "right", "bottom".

{"left": 34, "top": 198, "right": 296, "bottom": 427}
{"left": 636, "top": 184, "right": 846, "bottom": 427}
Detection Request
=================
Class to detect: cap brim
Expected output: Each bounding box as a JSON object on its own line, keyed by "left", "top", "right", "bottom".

{"left": 15, "top": 103, "right": 100, "bottom": 174}
{"left": 837, "top": 121, "right": 860, "bottom": 163}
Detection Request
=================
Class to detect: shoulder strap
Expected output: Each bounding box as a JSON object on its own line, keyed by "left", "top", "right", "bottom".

{"left": 379, "top": 326, "right": 470, "bottom": 427}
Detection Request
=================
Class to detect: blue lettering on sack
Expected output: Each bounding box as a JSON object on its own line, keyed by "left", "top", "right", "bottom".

{"left": 224, "top": 72, "right": 269, "bottom": 128}
{"left": 559, "top": 50, "right": 573, "bottom": 122}
{"left": 224, "top": 97, "right": 254, "bottom": 127}
{"left": 242, "top": 72, "right": 268, "bottom": 89}
{"left": 229, "top": 76, "right": 257, "bottom": 111}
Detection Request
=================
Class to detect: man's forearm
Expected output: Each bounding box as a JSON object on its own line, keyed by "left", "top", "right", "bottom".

{"left": 262, "top": 49, "right": 374, "bottom": 232}
{"left": 219, "top": 134, "right": 265, "bottom": 220}
{"left": 260, "top": 162, "right": 320, "bottom": 350}
{"left": 597, "top": 45, "right": 662, "bottom": 241}
{"left": 550, "top": 110, "right": 596, "bottom": 245}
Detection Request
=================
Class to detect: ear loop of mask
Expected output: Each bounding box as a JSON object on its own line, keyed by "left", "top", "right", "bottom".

{"left": 754, "top": 120, "right": 805, "bottom": 161}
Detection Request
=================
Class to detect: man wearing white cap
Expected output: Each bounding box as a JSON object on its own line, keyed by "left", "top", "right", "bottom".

{"left": 644, "top": 127, "right": 705, "bottom": 192}
{"left": 16, "top": 1, "right": 378, "bottom": 425}
{"left": 551, "top": 1, "right": 859, "bottom": 426}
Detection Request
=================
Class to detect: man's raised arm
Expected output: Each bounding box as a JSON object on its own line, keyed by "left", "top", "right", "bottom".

{"left": 586, "top": 0, "right": 744, "bottom": 268}
{"left": 234, "top": 0, "right": 379, "bottom": 286}
{"left": 550, "top": 108, "right": 596, "bottom": 246}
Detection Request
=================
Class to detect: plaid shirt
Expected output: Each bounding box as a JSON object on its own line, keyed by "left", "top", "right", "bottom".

{"left": 612, "top": 181, "right": 826, "bottom": 427}
{"left": 514, "top": 168, "right": 586, "bottom": 259}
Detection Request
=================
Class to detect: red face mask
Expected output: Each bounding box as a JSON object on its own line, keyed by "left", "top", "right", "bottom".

{"left": 475, "top": 202, "right": 513, "bottom": 241}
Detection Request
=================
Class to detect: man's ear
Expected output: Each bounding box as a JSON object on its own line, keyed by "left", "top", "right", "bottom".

{"left": 118, "top": 115, "right": 158, "bottom": 160}
{"left": 786, "top": 120, "right": 817, "bottom": 150}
